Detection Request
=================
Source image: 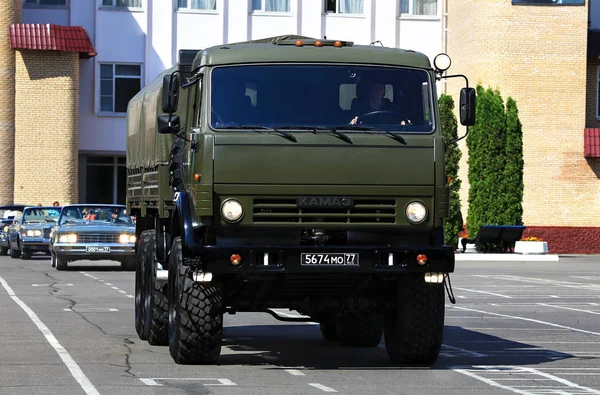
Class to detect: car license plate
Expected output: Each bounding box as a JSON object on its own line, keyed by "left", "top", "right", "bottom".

{"left": 301, "top": 253, "right": 359, "bottom": 266}
{"left": 86, "top": 246, "right": 110, "bottom": 253}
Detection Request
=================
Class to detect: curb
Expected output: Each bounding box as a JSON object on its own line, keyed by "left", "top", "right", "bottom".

{"left": 455, "top": 253, "right": 560, "bottom": 262}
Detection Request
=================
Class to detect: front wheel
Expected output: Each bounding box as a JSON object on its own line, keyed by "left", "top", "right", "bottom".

{"left": 319, "top": 320, "right": 338, "bottom": 342}
{"left": 0, "top": 246, "right": 8, "bottom": 256}
{"left": 384, "top": 276, "right": 445, "bottom": 365}
{"left": 55, "top": 255, "right": 68, "bottom": 270}
{"left": 135, "top": 231, "right": 149, "bottom": 341}
{"left": 168, "top": 237, "right": 223, "bottom": 364}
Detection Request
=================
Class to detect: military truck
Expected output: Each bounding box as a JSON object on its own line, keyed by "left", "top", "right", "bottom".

{"left": 126, "top": 35, "right": 475, "bottom": 365}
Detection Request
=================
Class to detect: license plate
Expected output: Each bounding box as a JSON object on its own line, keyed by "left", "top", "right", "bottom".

{"left": 86, "top": 246, "right": 110, "bottom": 253}
{"left": 301, "top": 253, "right": 359, "bottom": 266}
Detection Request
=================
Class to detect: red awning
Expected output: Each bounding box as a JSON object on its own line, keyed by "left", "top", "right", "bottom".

{"left": 9, "top": 23, "right": 96, "bottom": 58}
{"left": 584, "top": 128, "right": 600, "bottom": 157}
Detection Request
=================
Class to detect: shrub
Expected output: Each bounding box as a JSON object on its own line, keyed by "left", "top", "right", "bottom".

{"left": 439, "top": 94, "right": 462, "bottom": 246}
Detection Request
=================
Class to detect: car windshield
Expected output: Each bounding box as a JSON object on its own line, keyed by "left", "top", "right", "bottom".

{"left": 22, "top": 207, "right": 60, "bottom": 223}
{"left": 0, "top": 209, "right": 22, "bottom": 220}
{"left": 59, "top": 206, "right": 134, "bottom": 226}
{"left": 209, "top": 64, "right": 434, "bottom": 132}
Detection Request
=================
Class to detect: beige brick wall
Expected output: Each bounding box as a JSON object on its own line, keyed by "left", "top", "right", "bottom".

{"left": 0, "top": 0, "right": 22, "bottom": 205}
{"left": 443, "top": 0, "right": 594, "bottom": 227}
{"left": 14, "top": 50, "right": 79, "bottom": 205}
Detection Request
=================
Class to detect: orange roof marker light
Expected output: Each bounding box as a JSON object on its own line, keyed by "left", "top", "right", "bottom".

{"left": 194, "top": 173, "right": 201, "bottom": 182}
{"left": 295, "top": 40, "right": 303, "bottom": 47}
{"left": 334, "top": 41, "right": 343, "bottom": 47}
{"left": 315, "top": 40, "right": 323, "bottom": 47}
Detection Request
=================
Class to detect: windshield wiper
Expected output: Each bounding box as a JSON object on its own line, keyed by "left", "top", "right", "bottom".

{"left": 277, "top": 126, "right": 353, "bottom": 145}
{"left": 217, "top": 125, "right": 297, "bottom": 142}
{"left": 329, "top": 125, "right": 407, "bottom": 145}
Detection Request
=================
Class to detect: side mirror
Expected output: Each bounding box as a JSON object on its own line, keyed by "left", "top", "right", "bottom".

{"left": 459, "top": 87, "right": 476, "bottom": 126}
{"left": 158, "top": 114, "right": 180, "bottom": 134}
{"left": 161, "top": 73, "right": 180, "bottom": 114}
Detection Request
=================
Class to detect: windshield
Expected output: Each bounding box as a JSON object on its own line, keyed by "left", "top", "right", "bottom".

{"left": 209, "top": 64, "right": 434, "bottom": 132}
{"left": 59, "top": 206, "right": 134, "bottom": 226}
{"left": 0, "top": 209, "right": 22, "bottom": 220}
{"left": 23, "top": 207, "right": 60, "bottom": 222}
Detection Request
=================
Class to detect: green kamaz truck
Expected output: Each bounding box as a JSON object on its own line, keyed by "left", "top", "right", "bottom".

{"left": 126, "top": 35, "right": 475, "bottom": 365}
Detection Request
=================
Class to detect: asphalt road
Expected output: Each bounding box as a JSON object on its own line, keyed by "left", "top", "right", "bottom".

{"left": 1, "top": 253, "right": 600, "bottom": 395}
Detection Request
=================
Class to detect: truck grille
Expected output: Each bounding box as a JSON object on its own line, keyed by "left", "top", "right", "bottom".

{"left": 77, "top": 234, "right": 120, "bottom": 243}
{"left": 252, "top": 198, "right": 396, "bottom": 224}
{"left": 43, "top": 228, "right": 52, "bottom": 238}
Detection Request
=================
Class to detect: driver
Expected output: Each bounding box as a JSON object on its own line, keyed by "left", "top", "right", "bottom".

{"left": 349, "top": 80, "right": 392, "bottom": 125}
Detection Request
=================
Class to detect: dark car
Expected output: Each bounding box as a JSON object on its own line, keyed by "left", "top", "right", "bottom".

{"left": 8, "top": 206, "right": 61, "bottom": 259}
{"left": 0, "top": 204, "right": 29, "bottom": 255}
{"left": 49, "top": 204, "right": 136, "bottom": 270}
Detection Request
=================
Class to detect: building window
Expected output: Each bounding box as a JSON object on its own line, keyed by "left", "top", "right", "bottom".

{"left": 400, "top": 0, "right": 437, "bottom": 15}
{"left": 252, "top": 0, "right": 290, "bottom": 12}
{"left": 99, "top": 64, "right": 142, "bottom": 113}
{"left": 325, "top": 0, "right": 364, "bottom": 13}
{"left": 512, "top": 0, "right": 584, "bottom": 4}
{"left": 86, "top": 156, "right": 126, "bottom": 204}
{"left": 101, "top": 0, "right": 142, "bottom": 7}
{"left": 24, "top": 0, "right": 66, "bottom": 5}
{"left": 177, "top": 0, "right": 216, "bottom": 9}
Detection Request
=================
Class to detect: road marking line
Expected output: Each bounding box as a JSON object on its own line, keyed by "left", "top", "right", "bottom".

{"left": 452, "top": 366, "right": 600, "bottom": 395}
{"left": 140, "top": 378, "right": 161, "bottom": 386}
{"left": 32, "top": 284, "right": 50, "bottom": 287}
{"left": 118, "top": 290, "right": 127, "bottom": 294}
{"left": 537, "top": 303, "right": 600, "bottom": 316}
{"left": 308, "top": 383, "right": 337, "bottom": 392}
{"left": 442, "top": 344, "right": 487, "bottom": 357}
{"left": 0, "top": 276, "right": 101, "bottom": 395}
{"left": 451, "top": 306, "right": 600, "bottom": 336}
{"left": 141, "top": 378, "right": 236, "bottom": 386}
{"left": 105, "top": 283, "right": 112, "bottom": 286}
{"left": 454, "top": 287, "right": 512, "bottom": 298}
{"left": 285, "top": 369, "right": 306, "bottom": 376}
{"left": 126, "top": 295, "right": 134, "bottom": 298}
{"left": 111, "top": 286, "right": 119, "bottom": 290}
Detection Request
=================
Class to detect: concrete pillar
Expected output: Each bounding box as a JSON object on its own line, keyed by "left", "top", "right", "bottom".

{"left": 0, "top": 0, "right": 22, "bottom": 204}
{"left": 14, "top": 50, "right": 79, "bottom": 205}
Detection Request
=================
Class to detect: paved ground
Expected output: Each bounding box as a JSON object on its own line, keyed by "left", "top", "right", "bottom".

{"left": 0, "top": 253, "right": 599, "bottom": 395}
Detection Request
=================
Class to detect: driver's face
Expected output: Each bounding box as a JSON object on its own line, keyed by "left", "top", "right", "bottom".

{"left": 368, "top": 83, "right": 385, "bottom": 100}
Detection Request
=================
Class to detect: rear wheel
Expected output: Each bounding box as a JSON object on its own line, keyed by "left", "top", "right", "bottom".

{"left": 135, "top": 231, "right": 149, "bottom": 341}
{"left": 336, "top": 312, "right": 384, "bottom": 347}
{"left": 168, "top": 237, "right": 223, "bottom": 364}
{"left": 384, "top": 276, "right": 445, "bottom": 365}
{"left": 143, "top": 230, "right": 168, "bottom": 346}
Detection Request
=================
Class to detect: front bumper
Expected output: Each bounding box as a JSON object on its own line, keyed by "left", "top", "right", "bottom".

{"left": 195, "top": 245, "right": 455, "bottom": 274}
{"left": 21, "top": 237, "right": 51, "bottom": 251}
{"left": 53, "top": 242, "right": 135, "bottom": 261}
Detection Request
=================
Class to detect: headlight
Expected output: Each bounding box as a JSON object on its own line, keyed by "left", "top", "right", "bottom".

{"left": 2, "top": 226, "right": 7, "bottom": 232}
{"left": 406, "top": 201, "right": 427, "bottom": 224}
{"left": 119, "top": 234, "right": 136, "bottom": 243}
{"left": 221, "top": 199, "right": 244, "bottom": 222}
{"left": 26, "top": 230, "right": 35, "bottom": 237}
{"left": 59, "top": 234, "right": 77, "bottom": 243}
{"left": 34, "top": 230, "right": 42, "bottom": 237}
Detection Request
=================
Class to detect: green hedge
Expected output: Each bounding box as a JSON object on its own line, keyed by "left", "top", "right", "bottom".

{"left": 439, "top": 94, "right": 462, "bottom": 247}
{"left": 466, "top": 85, "right": 524, "bottom": 239}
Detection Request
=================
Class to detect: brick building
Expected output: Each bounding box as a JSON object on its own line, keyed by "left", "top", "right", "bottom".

{"left": 444, "top": 0, "right": 600, "bottom": 253}
{"left": 8, "top": 24, "right": 96, "bottom": 206}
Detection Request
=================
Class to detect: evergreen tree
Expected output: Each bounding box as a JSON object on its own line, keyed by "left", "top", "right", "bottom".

{"left": 466, "top": 85, "right": 508, "bottom": 238}
{"left": 502, "top": 97, "right": 524, "bottom": 225}
{"left": 439, "top": 94, "right": 462, "bottom": 247}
